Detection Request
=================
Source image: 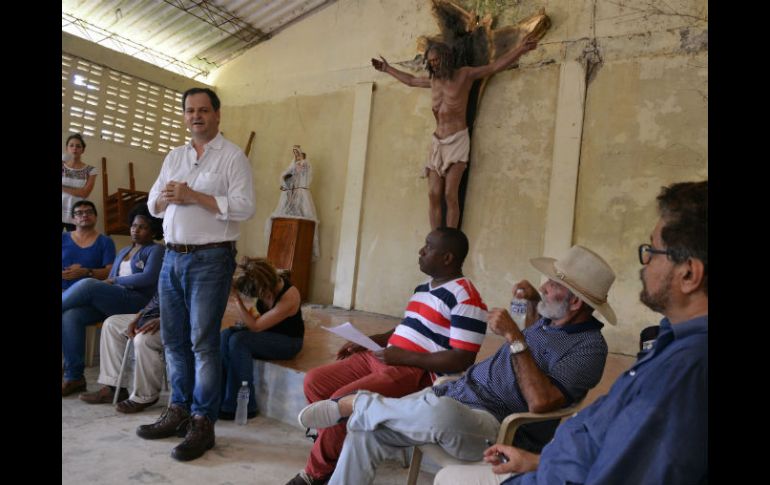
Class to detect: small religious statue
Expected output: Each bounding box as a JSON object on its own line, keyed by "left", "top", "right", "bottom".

{"left": 265, "top": 145, "right": 320, "bottom": 261}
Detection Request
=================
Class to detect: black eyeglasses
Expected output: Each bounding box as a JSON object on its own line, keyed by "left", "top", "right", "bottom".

{"left": 73, "top": 209, "right": 95, "bottom": 217}
{"left": 638, "top": 244, "right": 672, "bottom": 265}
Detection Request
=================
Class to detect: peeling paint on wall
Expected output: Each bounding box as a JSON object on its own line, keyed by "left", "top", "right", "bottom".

{"left": 212, "top": 0, "right": 707, "bottom": 355}
{"left": 679, "top": 27, "right": 708, "bottom": 53}
{"left": 576, "top": 51, "right": 707, "bottom": 355}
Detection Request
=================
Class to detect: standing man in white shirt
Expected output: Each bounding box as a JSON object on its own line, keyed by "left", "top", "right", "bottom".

{"left": 137, "top": 88, "right": 256, "bottom": 462}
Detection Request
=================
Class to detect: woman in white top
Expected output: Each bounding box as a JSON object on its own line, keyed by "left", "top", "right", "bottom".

{"left": 62, "top": 133, "right": 98, "bottom": 231}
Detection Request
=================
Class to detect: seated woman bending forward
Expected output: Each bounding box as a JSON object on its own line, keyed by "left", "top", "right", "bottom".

{"left": 219, "top": 257, "right": 304, "bottom": 420}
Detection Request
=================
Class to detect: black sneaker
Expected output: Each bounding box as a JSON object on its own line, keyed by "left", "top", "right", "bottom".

{"left": 304, "top": 428, "right": 318, "bottom": 442}
{"left": 285, "top": 471, "right": 328, "bottom": 485}
{"left": 136, "top": 404, "right": 190, "bottom": 440}
{"left": 171, "top": 415, "right": 215, "bottom": 461}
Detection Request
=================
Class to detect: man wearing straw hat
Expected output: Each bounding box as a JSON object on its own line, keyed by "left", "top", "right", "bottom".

{"left": 296, "top": 245, "right": 617, "bottom": 485}
{"left": 434, "top": 180, "right": 708, "bottom": 485}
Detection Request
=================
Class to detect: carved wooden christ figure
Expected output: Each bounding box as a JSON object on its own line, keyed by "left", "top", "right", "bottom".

{"left": 371, "top": 1, "right": 550, "bottom": 230}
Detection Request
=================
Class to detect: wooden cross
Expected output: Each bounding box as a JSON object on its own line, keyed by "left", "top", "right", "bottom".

{"left": 405, "top": 1, "right": 551, "bottom": 228}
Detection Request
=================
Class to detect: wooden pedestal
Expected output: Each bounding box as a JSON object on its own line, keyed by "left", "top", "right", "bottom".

{"left": 267, "top": 218, "right": 315, "bottom": 301}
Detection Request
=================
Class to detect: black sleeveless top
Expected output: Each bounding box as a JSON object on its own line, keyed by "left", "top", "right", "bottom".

{"left": 256, "top": 276, "right": 304, "bottom": 339}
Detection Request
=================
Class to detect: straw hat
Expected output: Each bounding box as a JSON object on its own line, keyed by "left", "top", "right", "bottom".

{"left": 530, "top": 245, "right": 617, "bottom": 325}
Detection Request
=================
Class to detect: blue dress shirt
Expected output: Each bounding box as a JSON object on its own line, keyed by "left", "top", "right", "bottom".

{"left": 506, "top": 315, "right": 708, "bottom": 485}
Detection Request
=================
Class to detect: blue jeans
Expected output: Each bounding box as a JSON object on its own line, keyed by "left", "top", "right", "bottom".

{"left": 160, "top": 246, "right": 236, "bottom": 422}
{"left": 329, "top": 389, "right": 500, "bottom": 485}
{"left": 62, "top": 278, "right": 150, "bottom": 381}
{"left": 219, "top": 327, "right": 303, "bottom": 414}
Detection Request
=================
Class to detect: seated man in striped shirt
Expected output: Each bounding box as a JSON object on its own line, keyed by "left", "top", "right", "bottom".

{"left": 297, "top": 245, "right": 615, "bottom": 485}
{"left": 286, "top": 227, "right": 488, "bottom": 485}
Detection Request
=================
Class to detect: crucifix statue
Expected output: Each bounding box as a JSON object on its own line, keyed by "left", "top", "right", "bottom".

{"left": 371, "top": 1, "right": 550, "bottom": 230}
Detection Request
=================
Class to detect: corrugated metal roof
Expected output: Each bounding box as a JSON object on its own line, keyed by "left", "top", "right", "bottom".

{"left": 62, "top": 0, "right": 335, "bottom": 81}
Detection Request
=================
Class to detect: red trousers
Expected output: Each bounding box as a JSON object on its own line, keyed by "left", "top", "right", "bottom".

{"left": 303, "top": 350, "right": 432, "bottom": 479}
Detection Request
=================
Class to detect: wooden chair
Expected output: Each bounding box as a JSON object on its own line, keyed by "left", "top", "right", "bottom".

{"left": 84, "top": 322, "right": 103, "bottom": 367}
{"left": 101, "top": 157, "right": 148, "bottom": 236}
{"left": 405, "top": 378, "right": 582, "bottom": 485}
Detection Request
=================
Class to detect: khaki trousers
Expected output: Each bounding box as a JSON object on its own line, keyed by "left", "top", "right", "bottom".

{"left": 97, "top": 313, "right": 164, "bottom": 403}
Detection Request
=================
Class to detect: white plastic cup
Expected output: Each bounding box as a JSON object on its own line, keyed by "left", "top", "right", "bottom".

{"left": 509, "top": 289, "right": 528, "bottom": 330}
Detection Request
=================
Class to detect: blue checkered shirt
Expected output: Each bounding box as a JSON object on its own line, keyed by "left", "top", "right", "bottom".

{"left": 433, "top": 316, "right": 608, "bottom": 422}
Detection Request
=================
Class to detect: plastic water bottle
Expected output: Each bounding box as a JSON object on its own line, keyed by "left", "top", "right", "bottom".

{"left": 235, "top": 381, "right": 250, "bottom": 425}
{"left": 509, "top": 289, "right": 528, "bottom": 330}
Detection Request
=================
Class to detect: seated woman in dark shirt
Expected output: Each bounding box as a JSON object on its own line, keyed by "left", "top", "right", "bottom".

{"left": 219, "top": 257, "right": 304, "bottom": 420}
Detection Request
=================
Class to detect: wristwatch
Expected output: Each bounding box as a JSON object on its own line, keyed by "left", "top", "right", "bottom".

{"left": 509, "top": 339, "right": 528, "bottom": 355}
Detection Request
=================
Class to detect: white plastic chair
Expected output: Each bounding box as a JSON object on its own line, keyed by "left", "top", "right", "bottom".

{"left": 405, "top": 377, "right": 582, "bottom": 485}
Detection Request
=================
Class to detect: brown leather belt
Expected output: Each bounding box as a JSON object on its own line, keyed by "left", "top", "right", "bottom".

{"left": 166, "top": 241, "right": 235, "bottom": 254}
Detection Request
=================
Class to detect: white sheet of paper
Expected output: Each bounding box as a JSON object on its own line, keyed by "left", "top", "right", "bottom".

{"left": 321, "top": 322, "right": 384, "bottom": 351}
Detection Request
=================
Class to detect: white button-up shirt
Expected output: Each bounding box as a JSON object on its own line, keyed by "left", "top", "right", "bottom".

{"left": 148, "top": 133, "right": 255, "bottom": 245}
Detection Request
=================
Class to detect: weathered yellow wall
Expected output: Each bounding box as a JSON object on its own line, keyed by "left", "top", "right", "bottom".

{"left": 461, "top": 63, "right": 561, "bottom": 311}
{"left": 354, "top": 85, "right": 436, "bottom": 312}
{"left": 210, "top": 1, "right": 437, "bottom": 103}
{"left": 223, "top": 93, "right": 354, "bottom": 304}
{"left": 209, "top": 0, "right": 707, "bottom": 355}
{"left": 576, "top": 64, "right": 707, "bottom": 353}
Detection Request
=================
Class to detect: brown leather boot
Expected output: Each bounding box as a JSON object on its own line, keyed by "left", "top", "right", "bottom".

{"left": 79, "top": 386, "right": 129, "bottom": 404}
{"left": 62, "top": 378, "right": 87, "bottom": 397}
{"left": 136, "top": 404, "right": 190, "bottom": 440}
{"left": 171, "top": 414, "right": 215, "bottom": 461}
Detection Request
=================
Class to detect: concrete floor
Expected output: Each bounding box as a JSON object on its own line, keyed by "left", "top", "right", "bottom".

{"left": 62, "top": 366, "right": 434, "bottom": 485}
{"left": 63, "top": 305, "right": 636, "bottom": 484}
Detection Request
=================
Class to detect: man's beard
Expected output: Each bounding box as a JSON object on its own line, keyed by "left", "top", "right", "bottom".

{"left": 428, "top": 63, "right": 452, "bottom": 79}
{"left": 537, "top": 295, "right": 570, "bottom": 320}
{"left": 639, "top": 268, "right": 672, "bottom": 313}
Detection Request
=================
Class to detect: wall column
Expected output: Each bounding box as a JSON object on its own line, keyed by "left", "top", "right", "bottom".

{"left": 542, "top": 60, "right": 587, "bottom": 260}
{"left": 333, "top": 82, "right": 375, "bottom": 309}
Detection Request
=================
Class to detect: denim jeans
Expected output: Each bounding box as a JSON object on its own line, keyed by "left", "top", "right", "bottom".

{"left": 160, "top": 246, "right": 236, "bottom": 422}
{"left": 219, "top": 327, "right": 303, "bottom": 414}
{"left": 329, "top": 389, "right": 500, "bottom": 485}
{"left": 62, "top": 278, "right": 150, "bottom": 381}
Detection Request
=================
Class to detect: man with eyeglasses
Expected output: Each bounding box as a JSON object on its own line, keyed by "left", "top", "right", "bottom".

{"left": 138, "top": 87, "right": 255, "bottom": 462}
{"left": 62, "top": 200, "right": 115, "bottom": 290}
{"left": 434, "top": 180, "right": 708, "bottom": 485}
